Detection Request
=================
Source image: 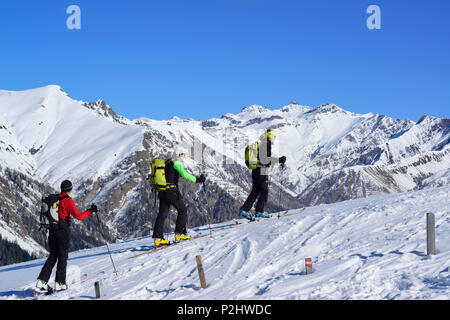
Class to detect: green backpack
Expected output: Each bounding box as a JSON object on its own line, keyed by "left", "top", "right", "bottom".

{"left": 150, "top": 158, "right": 175, "bottom": 191}
{"left": 245, "top": 142, "right": 263, "bottom": 170}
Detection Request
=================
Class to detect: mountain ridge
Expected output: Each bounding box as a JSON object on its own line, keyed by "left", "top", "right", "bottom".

{"left": 0, "top": 85, "right": 448, "bottom": 264}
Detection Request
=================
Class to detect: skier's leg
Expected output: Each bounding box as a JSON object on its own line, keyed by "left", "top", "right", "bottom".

{"left": 255, "top": 173, "right": 269, "bottom": 213}
{"left": 55, "top": 225, "right": 70, "bottom": 284}
{"left": 240, "top": 168, "right": 261, "bottom": 212}
{"left": 37, "top": 230, "right": 58, "bottom": 282}
{"left": 241, "top": 188, "right": 259, "bottom": 212}
{"left": 171, "top": 190, "right": 187, "bottom": 235}
{"left": 153, "top": 193, "right": 170, "bottom": 239}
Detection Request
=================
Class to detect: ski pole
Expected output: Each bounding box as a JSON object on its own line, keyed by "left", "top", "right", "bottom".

{"left": 204, "top": 188, "right": 213, "bottom": 238}
{"left": 95, "top": 213, "right": 118, "bottom": 276}
{"left": 166, "top": 207, "right": 171, "bottom": 241}
{"left": 278, "top": 164, "right": 285, "bottom": 218}
{"left": 201, "top": 171, "right": 213, "bottom": 239}
{"left": 202, "top": 171, "right": 207, "bottom": 193}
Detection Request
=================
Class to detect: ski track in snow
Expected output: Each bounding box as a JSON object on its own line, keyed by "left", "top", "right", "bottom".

{"left": 0, "top": 186, "right": 449, "bottom": 300}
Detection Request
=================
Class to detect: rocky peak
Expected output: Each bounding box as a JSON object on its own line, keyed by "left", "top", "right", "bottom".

{"left": 281, "top": 102, "right": 312, "bottom": 114}
{"left": 315, "top": 103, "right": 344, "bottom": 114}
{"left": 82, "top": 100, "right": 129, "bottom": 125}
{"left": 240, "top": 104, "right": 270, "bottom": 114}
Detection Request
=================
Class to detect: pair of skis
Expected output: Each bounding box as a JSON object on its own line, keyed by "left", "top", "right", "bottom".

{"left": 130, "top": 234, "right": 205, "bottom": 259}
{"left": 130, "top": 208, "right": 305, "bottom": 259}
{"left": 32, "top": 287, "right": 56, "bottom": 298}
{"left": 234, "top": 208, "right": 304, "bottom": 225}
{"left": 29, "top": 271, "right": 106, "bottom": 300}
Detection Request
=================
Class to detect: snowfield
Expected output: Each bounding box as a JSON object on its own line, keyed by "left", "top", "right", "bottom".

{"left": 0, "top": 186, "right": 449, "bottom": 300}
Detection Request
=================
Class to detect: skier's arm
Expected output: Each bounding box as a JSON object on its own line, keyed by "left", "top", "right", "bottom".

{"left": 173, "top": 160, "right": 197, "bottom": 183}
{"left": 68, "top": 198, "right": 92, "bottom": 220}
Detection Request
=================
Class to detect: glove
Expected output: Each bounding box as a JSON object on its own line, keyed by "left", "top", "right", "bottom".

{"left": 279, "top": 156, "right": 286, "bottom": 164}
{"left": 89, "top": 204, "right": 98, "bottom": 213}
{"left": 196, "top": 174, "right": 206, "bottom": 184}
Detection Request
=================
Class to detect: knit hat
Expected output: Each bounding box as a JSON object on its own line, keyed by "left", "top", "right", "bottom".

{"left": 266, "top": 129, "right": 276, "bottom": 139}
{"left": 61, "top": 180, "right": 73, "bottom": 192}
{"left": 174, "top": 145, "right": 187, "bottom": 157}
{"left": 260, "top": 129, "right": 277, "bottom": 140}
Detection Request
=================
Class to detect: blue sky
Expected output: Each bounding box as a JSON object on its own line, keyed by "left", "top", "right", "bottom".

{"left": 0, "top": 0, "right": 449, "bottom": 121}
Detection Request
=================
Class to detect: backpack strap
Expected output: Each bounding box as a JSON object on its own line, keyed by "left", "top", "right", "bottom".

{"left": 163, "top": 159, "right": 176, "bottom": 190}
{"left": 57, "top": 195, "right": 70, "bottom": 222}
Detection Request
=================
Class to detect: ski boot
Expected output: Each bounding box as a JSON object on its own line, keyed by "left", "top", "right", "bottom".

{"left": 239, "top": 209, "right": 254, "bottom": 221}
{"left": 255, "top": 212, "right": 271, "bottom": 218}
{"left": 154, "top": 238, "right": 170, "bottom": 247}
{"left": 174, "top": 233, "right": 190, "bottom": 242}
{"left": 36, "top": 279, "right": 49, "bottom": 291}
{"left": 55, "top": 282, "right": 68, "bottom": 292}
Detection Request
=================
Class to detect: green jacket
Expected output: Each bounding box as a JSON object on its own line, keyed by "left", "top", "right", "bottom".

{"left": 173, "top": 160, "right": 197, "bottom": 183}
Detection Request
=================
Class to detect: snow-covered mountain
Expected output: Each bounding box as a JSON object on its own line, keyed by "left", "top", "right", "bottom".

{"left": 0, "top": 85, "right": 143, "bottom": 184}
{"left": 0, "top": 85, "right": 449, "bottom": 263}
{"left": 1, "top": 186, "right": 448, "bottom": 300}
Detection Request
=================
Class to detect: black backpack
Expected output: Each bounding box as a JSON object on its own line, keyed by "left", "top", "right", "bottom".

{"left": 39, "top": 194, "right": 69, "bottom": 230}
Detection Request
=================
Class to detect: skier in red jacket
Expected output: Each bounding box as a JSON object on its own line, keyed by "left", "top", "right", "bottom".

{"left": 36, "top": 180, "right": 98, "bottom": 292}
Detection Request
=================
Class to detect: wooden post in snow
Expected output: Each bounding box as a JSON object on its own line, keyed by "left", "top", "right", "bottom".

{"left": 427, "top": 213, "right": 436, "bottom": 255}
{"left": 196, "top": 255, "right": 207, "bottom": 289}
{"left": 94, "top": 280, "right": 104, "bottom": 298}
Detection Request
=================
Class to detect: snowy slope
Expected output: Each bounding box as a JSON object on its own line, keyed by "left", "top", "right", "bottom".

{"left": 0, "top": 86, "right": 148, "bottom": 258}
{"left": 0, "top": 85, "right": 144, "bottom": 186}
{"left": 0, "top": 217, "right": 46, "bottom": 257}
{"left": 1, "top": 186, "right": 448, "bottom": 300}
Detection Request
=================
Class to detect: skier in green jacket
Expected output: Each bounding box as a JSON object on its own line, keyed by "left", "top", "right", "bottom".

{"left": 240, "top": 129, "right": 286, "bottom": 220}
{"left": 152, "top": 146, "right": 205, "bottom": 246}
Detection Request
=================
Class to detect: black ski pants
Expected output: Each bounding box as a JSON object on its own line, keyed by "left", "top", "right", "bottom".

{"left": 38, "top": 221, "right": 70, "bottom": 284}
{"left": 241, "top": 167, "right": 269, "bottom": 213}
{"left": 153, "top": 188, "right": 187, "bottom": 239}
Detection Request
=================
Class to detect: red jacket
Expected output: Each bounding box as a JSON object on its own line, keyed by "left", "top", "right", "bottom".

{"left": 58, "top": 192, "right": 92, "bottom": 222}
